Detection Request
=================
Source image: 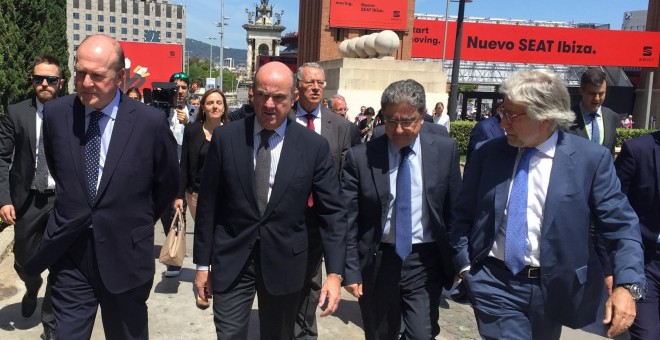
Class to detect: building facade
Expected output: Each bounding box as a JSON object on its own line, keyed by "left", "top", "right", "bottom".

{"left": 622, "top": 10, "right": 647, "bottom": 31}
{"left": 66, "top": 0, "right": 186, "bottom": 91}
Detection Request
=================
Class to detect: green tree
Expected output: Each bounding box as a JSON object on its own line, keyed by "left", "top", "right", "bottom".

{"left": 0, "top": 0, "right": 23, "bottom": 114}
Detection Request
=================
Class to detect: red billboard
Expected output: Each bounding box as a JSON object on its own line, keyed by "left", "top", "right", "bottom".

{"left": 118, "top": 42, "right": 183, "bottom": 91}
{"left": 329, "top": 0, "right": 407, "bottom": 30}
{"left": 412, "top": 19, "right": 660, "bottom": 68}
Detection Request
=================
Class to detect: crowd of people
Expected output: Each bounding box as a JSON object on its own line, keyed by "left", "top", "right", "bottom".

{"left": 0, "top": 34, "right": 657, "bottom": 340}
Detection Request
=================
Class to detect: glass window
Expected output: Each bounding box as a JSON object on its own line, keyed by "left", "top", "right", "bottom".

{"left": 85, "top": 14, "right": 92, "bottom": 20}
{"left": 166, "top": 32, "right": 172, "bottom": 38}
{"left": 166, "top": 22, "right": 172, "bottom": 28}
{"left": 73, "top": 13, "right": 80, "bottom": 19}
{"left": 176, "top": 33, "right": 182, "bottom": 39}
{"left": 98, "top": 15, "right": 104, "bottom": 22}
{"left": 121, "top": 28, "right": 128, "bottom": 34}
{"left": 98, "top": 26, "right": 104, "bottom": 32}
{"left": 110, "top": 16, "right": 115, "bottom": 23}
{"left": 155, "top": 21, "right": 161, "bottom": 27}
{"left": 133, "top": 18, "right": 139, "bottom": 25}
{"left": 121, "top": 17, "right": 127, "bottom": 24}
{"left": 133, "top": 28, "right": 139, "bottom": 35}
{"left": 144, "top": 19, "right": 150, "bottom": 26}
{"left": 110, "top": 27, "right": 116, "bottom": 33}
{"left": 85, "top": 24, "right": 92, "bottom": 31}
{"left": 73, "top": 34, "right": 80, "bottom": 41}
{"left": 73, "top": 23, "right": 80, "bottom": 30}
{"left": 176, "top": 23, "right": 182, "bottom": 29}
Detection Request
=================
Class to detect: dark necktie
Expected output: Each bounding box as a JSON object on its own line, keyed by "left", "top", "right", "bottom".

{"left": 33, "top": 120, "right": 49, "bottom": 192}
{"left": 84, "top": 111, "right": 103, "bottom": 200}
{"left": 306, "top": 113, "right": 315, "bottom": 207}
{"left": 255, "top": 130, "right": 274, "bottom": 215}
{"left": 590, "top": 113, "right": 600, "bottom": 144}
{"left": 395, "top": 146, "right": 413, "bottom": 260}
{"left": 504, "top": 147, "right": 538, "bottom": 275}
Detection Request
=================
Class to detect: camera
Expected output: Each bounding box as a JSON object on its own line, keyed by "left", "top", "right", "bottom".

{"left": 144, "top": 82, "right": 182, "bottom": 113}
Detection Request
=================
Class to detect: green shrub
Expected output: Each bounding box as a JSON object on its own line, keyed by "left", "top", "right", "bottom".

{"left": 449, "top": 121, "right": 476, "bottom": 155}
{"left": 616, "top": 128, "right": 656, "bottom": 147}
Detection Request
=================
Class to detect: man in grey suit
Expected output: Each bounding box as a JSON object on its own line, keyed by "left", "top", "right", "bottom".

{"left": 293, "top": 62, "right": 359, "bottom": 339}
{"left": 0, "top": 55, "right": 63, "bottom": 339}
{"left": 343, "top": 79, "right": 461, "bottom": 339}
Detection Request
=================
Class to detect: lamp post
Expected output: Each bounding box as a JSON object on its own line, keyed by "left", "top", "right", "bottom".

{"left": 217, "top": 0, "right": 230, "bottom": 91}
{"left": 206, "top": 37, "right": 217, "bottom": 79}
{"left": 447, "top": 0, "right": 471, "bottom": 121}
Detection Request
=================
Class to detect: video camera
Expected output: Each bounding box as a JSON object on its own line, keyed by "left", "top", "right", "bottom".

{"left": 143, "top": 82, "right": 183, "bottom": 113}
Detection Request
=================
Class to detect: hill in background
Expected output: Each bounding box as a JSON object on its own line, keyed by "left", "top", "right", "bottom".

{"left": 186, "top": 38, "right": 247, "bottom": 67}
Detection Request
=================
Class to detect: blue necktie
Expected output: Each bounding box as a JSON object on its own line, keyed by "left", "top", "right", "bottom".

{"left": 395, "top": 146, "right": 413, "bottom": 260}
{"left": 84, "top": 111, "right": 103, "bottom": 200}
{"left": 504, "top": 147, "right": 538, "bottom": 275}
{"left": 590, "top": 113, "right": 600, "bottom": 145}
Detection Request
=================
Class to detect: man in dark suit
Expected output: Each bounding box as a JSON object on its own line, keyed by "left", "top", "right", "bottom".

{"left": 193, "top": 61, "right": 347, "bottom": 339}
{"left": 343, "top": 79, "right": 461, "bottom": 339}
{"left": 24, "top": 34, "right": 179, "bottom": 339}
{"left": 465, "top": 101, "right": 505, "bottom": 165}
{"left": 615, "top": 131, "right": 660, "bottom": 339}
{"left": 567, "top": 68, "right": 619, "bottom": 155}
{"left": 452, "top": 69, "right": 644, "bottom": 340}
{"left": 0, "top": 55, "right": 63, "bottom": 339}
{"left": 291, "top": 62, "right": 358, "bottom": 340}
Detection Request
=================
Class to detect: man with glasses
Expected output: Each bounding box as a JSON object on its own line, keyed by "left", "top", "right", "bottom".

{"left": 292, "top": 62, "right": 358, "bottom": 340}
{"left": 0, "top": 55, "right": 62, "bottom": 340}
{"left": 331, "top": 94, "right": 349, "bottom": 119}
{"left": 343, "top": 79, "right": 461, "bottom": 339}
{"left": 452, "top": 69, "right": 644, "bottom": 340}
{"left": 23, "top": 34, "right": 178, "bottom": 340}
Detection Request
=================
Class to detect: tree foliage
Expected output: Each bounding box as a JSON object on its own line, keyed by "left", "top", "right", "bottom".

{"left": 0, "top": 0, "right": 69, "bottom": 114}
{"left": 186, "top": 56, "right": 238, "bottom": 93}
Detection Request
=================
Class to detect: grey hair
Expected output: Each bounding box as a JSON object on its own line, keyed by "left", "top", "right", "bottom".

{"left": 331, "top": 94, "right": 346, "bottom": 102}
{"left": 296, "top": 62, "right": 325, "bottom": 81}
{"left": 499, "top": 69, "right": 575, "bottom": 130}
{"left": 380, "top": 79, "right": 426, "bottom": 115}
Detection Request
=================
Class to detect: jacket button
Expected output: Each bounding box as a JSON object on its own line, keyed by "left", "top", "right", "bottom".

{"left": 248, "top": 244, "right": 253, "bottom": 249}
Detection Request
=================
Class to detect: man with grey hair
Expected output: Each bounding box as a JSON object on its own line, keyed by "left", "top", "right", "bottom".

{"left": 452, "top": 69, "right": 645, "bottom": 340}
{"left": 343, "top": 79, "right": 461, "bottom": 339}
{"left": 292, "top": 62, "right": 358, "bottom": 339}
{"left": 330, "top": 94, "right": 348, "bottom": 118}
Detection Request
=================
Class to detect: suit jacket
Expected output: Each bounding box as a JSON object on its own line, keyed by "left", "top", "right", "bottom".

{"left": 0, "top": 98, "right": 39, "bottom": 211}
{"left": 343, "top": 124, "right": 462, "bottom": 289}
{"left": 465, "top": 115, "right": 505, "bottom": 165}
{"left": 567, "top": 104, "right": 618, "bottom": 154}
{"left": 178, "top": 121, "right": 207, "bottom": 197}
{"left": 615, "top": 131, "right": 660, "bottom": 265}
{"left": 372, "top": 122, "right": 449, "bottom": 139}
{"left": 291, "top": 105, "right": 359, "bottom": 172}
{"left": 452, "top": 131, "right": 644, "bottom": 328}
{"left": 193, "top": 115, "right": 347, "bottom": 295}
{"left": 24, "top": 93, "right": 179, "bottom": 294}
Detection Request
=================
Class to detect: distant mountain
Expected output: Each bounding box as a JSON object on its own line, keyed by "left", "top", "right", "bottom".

{"left": 186, "top": 38, "right": 247, "bottom": 67}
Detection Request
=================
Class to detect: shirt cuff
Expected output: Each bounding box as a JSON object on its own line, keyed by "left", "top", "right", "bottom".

{"left": 196, "top": 265, "right": 210, "bottom": 271}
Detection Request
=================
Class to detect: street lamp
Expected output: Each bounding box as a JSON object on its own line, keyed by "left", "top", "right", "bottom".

{"left": 216, "top": 0, "right": 230, "bottom": 91}
{"left": 206, "top": 37, "right": 217, "bottom": 78}
{"left": 446, "top": 0, "right": 472, "bottom": 121}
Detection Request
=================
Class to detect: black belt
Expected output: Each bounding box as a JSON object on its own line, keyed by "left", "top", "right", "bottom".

{"left": 485, "top": 257, "right": 541, "bottom": 279}
{"left": 379, "top": 242, "right": 435, "bottom": 252}
{"left": 31, "top": 188, "right": 55, "bottom": 195}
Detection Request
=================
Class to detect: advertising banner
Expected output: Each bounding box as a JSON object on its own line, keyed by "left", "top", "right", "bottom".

{"left": 118, "top": 41, "right": 183, "bottom": 91}
{"left": 412, "top": 19, "right": 660, "bottom": 68}
{"left": 329, "top": 0, "right": 407, "bottom": 30}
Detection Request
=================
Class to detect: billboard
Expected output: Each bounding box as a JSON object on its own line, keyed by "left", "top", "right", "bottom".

{"left": 118, "top": 41, "right": 183, "bottom": 92}
{"left": 329, "top": 0, "right": 407, "bottom": 30}
{"left": 412, "top": 19, "right": 660, "bottom": 68}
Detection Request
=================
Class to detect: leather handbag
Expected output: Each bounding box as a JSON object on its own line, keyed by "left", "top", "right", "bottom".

{"left": 159, "top": 208, "right": 186, "bottom": 267}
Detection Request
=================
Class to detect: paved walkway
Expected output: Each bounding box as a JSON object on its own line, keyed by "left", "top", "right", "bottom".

{"left": 0, "top": 220, "right": 615, "bottom": 339}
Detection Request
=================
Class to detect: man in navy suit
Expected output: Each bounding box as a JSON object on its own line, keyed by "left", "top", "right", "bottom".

{"left": 193, "top": 61, "right": 346, "bottom": 339}
{"left": 24, "top": 34, "right": 179, "bottom": 339}
{"left": 452, "top": 69, "right": 645, "bottom": 340}
{"left": 615, "top": 131, "right": 660, "bottom": 339}
{"left": 465, "top": 101, "right": 505, "bottom": 165}
{"left": 343, "top": 79, "right": 461, "bottom": 339}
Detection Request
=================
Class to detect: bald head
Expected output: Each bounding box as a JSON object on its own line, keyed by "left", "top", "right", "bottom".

{"left": 252, "top": 62, "right": 298, "bottom": 130}
{"left": 75, "top": 34, "right": 126, "bottom": 109}
{"left": 254, "top": 61, "right": 296, "bottom": 97}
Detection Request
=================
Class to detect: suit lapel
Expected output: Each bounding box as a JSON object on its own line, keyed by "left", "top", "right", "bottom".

{"left": 27, "top": 99, "right": 37, "bottom": 161}
{"left": 542, "top": 132, "right": 579, "bottom": 237}
{"left": 368, "top": 136, "right": 390, "bottom": 227}
{"left": 95, "top": 94, "right": 136, "bottom": 203}
{"left": 234, "top": 116, "right": 259, "bottom": 215}
{"left": 493, "top": 145, "right": 517, "bottom": 234}
{"left": 420, "top": 128, "right": 437, "bottom": 217}
{"left": 68, "top": 98, "right": 93, "bottom": 206}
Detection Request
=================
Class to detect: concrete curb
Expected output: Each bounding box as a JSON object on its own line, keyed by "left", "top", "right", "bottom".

{"left": 0, "top": 226, "right": 14, "bottom": 264}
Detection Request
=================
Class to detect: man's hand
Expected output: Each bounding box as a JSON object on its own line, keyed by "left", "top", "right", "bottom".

{"left": 176, "top": 108, "right": 189, "bottom": 124}
{"left": 344, "top": 283, "right": 363, "bottom": 299}
{"left": 0, "top": 205, "right": 16, "bottom": 225}
{"left": 194, "top": 270, "right": 212, "bottom": 304}
{"left": 318, "top": 273, "right": 342, "bottom": 317}
{"left": 603, "top": 286, "right": 636, "bottom": 338}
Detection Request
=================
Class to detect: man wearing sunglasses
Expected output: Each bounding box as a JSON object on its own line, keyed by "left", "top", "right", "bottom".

{"left": 0, "top": 55, "right": 63, "bottom": 340}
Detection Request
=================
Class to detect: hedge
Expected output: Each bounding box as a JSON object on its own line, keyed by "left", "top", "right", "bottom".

{"left": 448, "top": 121, "right": 656, "bottom": 155}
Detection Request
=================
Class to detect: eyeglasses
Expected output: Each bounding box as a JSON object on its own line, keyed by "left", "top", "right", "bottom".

{"left": 333, "top": 107, "right": 348, "bottom": 112}
{"left": 170, "top": 72, "right": 189, "bottom": 81}
{"left": 502, "top": 110, "right": 527, "bottom": 124}
{"left": 299, "top": 80, "right": 326, "bottom": 88}
{"left": 384, "top": 115, "right": 422, "bottom": 128}
{"left": 32, "top": 75, "right": 60, "bottom": 85}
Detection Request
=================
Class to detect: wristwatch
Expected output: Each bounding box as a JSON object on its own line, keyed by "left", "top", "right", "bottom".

{"left": 619, "top": 283, "right": 643, "bottom": 301}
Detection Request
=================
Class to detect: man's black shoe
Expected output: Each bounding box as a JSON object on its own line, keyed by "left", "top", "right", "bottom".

{"left": 21, "top": 293, "right": 38, "bottom": 317}
{"left": 40, "top": 326, "right": 56, "bottom": 340}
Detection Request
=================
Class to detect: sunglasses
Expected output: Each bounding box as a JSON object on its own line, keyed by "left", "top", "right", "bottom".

{"left": 32, "top": 75, "right": 60, "bottom": 85}
{"left": 170, "top": 72, "right": 189, "bottom": 80}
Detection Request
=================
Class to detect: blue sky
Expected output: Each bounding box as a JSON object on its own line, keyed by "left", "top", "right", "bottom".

{"left": 179, "top": 0, "right": 649, "bottom": 49}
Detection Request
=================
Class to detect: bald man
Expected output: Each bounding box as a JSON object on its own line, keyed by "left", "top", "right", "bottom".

{"left": 24, "top": 34, "right": 179, "bottom": 339}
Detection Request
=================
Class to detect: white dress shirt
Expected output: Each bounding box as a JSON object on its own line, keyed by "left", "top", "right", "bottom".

{"left": 295, "top": 104, "right": 322, "bottom": 135}
{"left": 85, "top": 89, "right": 120, "bottom": 191}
